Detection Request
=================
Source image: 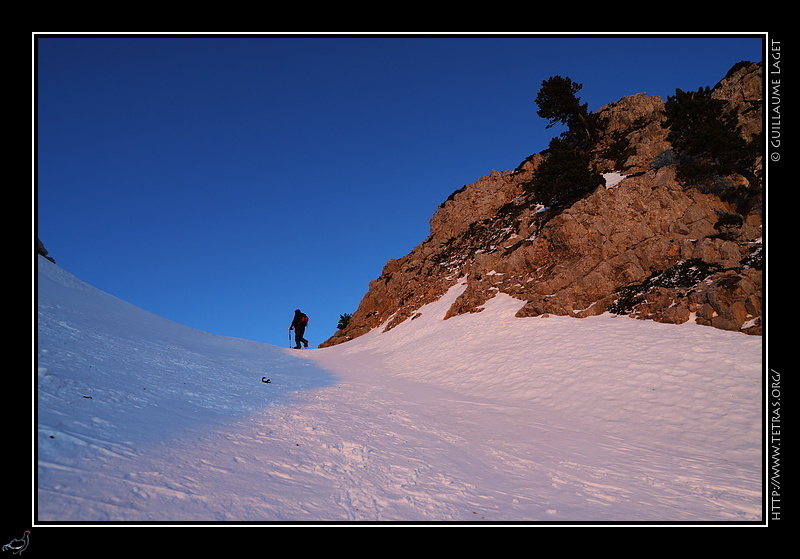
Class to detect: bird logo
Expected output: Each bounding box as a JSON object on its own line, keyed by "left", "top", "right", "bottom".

{"left": 2, "top": 531, "right": 29, "bottom": 555}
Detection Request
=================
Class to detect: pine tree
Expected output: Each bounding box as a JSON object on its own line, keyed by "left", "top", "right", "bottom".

{"left": 664, "top": 86, "right": 762, "bottom": 213}
{"left": 529, "top": 76, "right": 604, "bottom": 208}
{"left": 337, "top": 313, "right": 352, "bottom": 330}
{"left": 535, "top": 76, "right": 596, "bottom": 146}
{"left": 526, "top": 137, "right": 604, "bottom": 208}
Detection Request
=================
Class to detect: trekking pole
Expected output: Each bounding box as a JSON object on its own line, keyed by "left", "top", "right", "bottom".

{"left": 288, "top": 328, "right": 293, "bottom": 348}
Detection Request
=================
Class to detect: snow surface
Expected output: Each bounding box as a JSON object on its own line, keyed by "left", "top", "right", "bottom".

{"left": 36, "top": 255, "right": 763, "bottom": 524}
{"left": 603, "top": 172, "right": 627, "bottom": 188}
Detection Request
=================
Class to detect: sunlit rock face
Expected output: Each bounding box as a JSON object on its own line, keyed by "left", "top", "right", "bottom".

{"left": 321, "top": 62, "right": 763, "bottom": 347}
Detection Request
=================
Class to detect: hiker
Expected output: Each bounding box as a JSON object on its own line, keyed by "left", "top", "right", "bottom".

{"left": 290, "top": 309, "right": 309, "bottom": 349}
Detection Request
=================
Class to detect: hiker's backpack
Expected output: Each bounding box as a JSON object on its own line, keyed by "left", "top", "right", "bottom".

{"left": 300, "top": 314, "right": 309, "bottom": 326}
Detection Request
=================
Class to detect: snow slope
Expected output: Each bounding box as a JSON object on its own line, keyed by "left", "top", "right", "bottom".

{"left": 35, "top": 255, "right": 763, "bottom": 523}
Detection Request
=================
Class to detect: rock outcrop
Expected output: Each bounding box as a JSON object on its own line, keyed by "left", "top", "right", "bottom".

{"left": 37, "top": 238, "right": 56, "bottom": 264}
{"left": 321, "top": 61, "right": 763, "bottom": 347}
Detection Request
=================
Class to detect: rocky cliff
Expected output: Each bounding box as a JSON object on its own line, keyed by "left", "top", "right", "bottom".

{"left": 321, "top": 62, "right": 763, "bottom": 347}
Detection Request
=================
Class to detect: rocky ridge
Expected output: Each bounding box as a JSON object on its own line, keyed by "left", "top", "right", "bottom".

{"left": 321, "top": 62, "right": 763, "bottom": 347}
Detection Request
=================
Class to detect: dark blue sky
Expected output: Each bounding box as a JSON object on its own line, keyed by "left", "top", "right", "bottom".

{"left": 35, "top": 33, "right": 765, "bottom": 347}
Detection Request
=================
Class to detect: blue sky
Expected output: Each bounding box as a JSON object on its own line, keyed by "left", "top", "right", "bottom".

{"left": 35, "top": 33, "right": 764, "bottom": 347}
